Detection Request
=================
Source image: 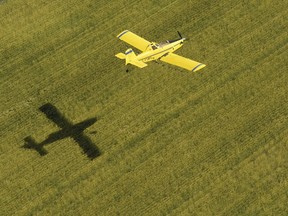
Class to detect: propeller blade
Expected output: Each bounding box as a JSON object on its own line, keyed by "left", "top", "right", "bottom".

{"left": 177, "top": 31, "right": 182, "bottom": 39}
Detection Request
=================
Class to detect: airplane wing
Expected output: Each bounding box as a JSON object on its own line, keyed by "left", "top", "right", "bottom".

{"left": 73, "top": 133, "right": 101, "bottom": 159}
{"left": 39, "top": 103, "right": 73, "bottom": 128}
{"left": 117, "top": 30, "right": 151, "bottom": 52}
{"left": 160, "top": 53, "right": 206, "bottom": 72}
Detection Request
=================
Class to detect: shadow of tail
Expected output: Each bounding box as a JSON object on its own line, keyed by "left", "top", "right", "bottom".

{"left": 23, "top": 136, "right": 48, "bottom": 156}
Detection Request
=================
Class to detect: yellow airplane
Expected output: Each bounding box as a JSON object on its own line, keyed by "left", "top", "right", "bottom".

{"left": 115, "top": 30, "right": 206, "bottom": 72}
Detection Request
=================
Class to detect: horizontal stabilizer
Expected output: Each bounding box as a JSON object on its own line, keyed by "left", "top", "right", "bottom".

{"left": 23, "top": 136, "right": 48, "bottom": 156}
{"left": 115, "top": 53, "right": 126, "bottom": 59}
{"left": 127, "top": 59, "right": 147, "bottom": 68}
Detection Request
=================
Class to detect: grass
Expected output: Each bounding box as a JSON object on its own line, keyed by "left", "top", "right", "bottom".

{"left": 0, "top": 0, "right": 287, "bottom": 215}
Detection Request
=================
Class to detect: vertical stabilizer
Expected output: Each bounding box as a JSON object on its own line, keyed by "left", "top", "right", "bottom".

{"left": 115, "top": 48, "right": 147, "bottom": 68}
{"left": 125, "top": 48, "right": 136, "bottom": 58}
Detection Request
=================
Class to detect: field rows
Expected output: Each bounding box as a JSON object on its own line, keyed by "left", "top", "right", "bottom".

{"left": 1, "top": 0, "right": 286, "bottom": 173}
{"left": 1, "top": 0, "right": 287, "bottom": 215}
{"left": 9, "top": 32, "right": 287, "bottom": 214}
{"left": 1, "top": 0, "right": 286, "bottom": 189}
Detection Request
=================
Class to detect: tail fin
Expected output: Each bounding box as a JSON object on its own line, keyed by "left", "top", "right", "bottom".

{"left": 124, "top": 48, "right": 136, "bottom": 58}
{"left": 115, "top": 48, "right": 136, "bottom": 60}
{"left": 124, "top": 48, "right": 137, "bottom": 65}
{"left": 115, "top": 48, "right": 147, "bottom": 68}
{"left": 23, "top": 136, "right": 48, "bottom": 156}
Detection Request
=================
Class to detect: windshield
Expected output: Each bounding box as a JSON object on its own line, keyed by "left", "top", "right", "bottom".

{"left": 159, "top": 40, "right": 169, "bottom": 47}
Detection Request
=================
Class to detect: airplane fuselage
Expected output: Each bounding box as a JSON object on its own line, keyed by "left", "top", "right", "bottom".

{"left": 136, "top": 38, "right": 185, "bottom": 62}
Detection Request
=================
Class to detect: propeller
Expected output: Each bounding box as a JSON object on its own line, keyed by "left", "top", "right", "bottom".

{"left": 178, "top": 30, "right": 189, "bottom": 41}
{"left": 167, "top": 31, "right": 188, "bottom": 43}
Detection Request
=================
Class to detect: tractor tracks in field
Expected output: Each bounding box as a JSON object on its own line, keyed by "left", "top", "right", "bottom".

{"left": 35, "top": 35, "right": 288, "bottom": 214}
{"left": 108, "top": 71, "right": 288, "bottom": 212}
{"left": 175, "top": 129, "right": 288, "bottom": 215}
{"left": 2, "top": 1, "right": 288, "bottom": 214}
{"left": 1, "top": 0, "right": 286, "bottom": 188}
{"left": 1, "top": 0, "right": 183, "bottom": 213}
{"left": 0, "top": 0, "right": 127, "bottom": 70}
{"left": 0, "top": 0, "right": 174, "bottom": 123}
{"left": 65, "top": 17, "right": 288, "bottom": 214}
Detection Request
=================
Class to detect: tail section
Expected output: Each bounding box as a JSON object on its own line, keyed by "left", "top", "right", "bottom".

{"left": 128, "top": 59, "right": 147, "bottom": 68}
{"left": 115, "top": 48, "right": 147, "bottom": 68}
{"left": 115, "top": 53, "right": 125, "bottom": 59}
{"left": 115, "top": 48, "right": 136, "bottom": 60}
{"left": 124, "top": 48, "right": 136, "bottom": 58}
{"left": 23, "top": 136, "right": 48, "bottom": 156}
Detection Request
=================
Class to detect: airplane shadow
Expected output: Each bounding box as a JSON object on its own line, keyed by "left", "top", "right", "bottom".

{"left": 23, "top": 103, "right": 101, "bottom": 160}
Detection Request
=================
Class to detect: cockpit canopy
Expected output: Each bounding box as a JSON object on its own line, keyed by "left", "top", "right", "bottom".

{"left": 146, "top": 42, "right": 159, "bottom": 51}
{"left": 159, "top": 40, "right": 170, "bottom": 47}
{"left": 146, "top": 41, "right": 171, "bottom": 51}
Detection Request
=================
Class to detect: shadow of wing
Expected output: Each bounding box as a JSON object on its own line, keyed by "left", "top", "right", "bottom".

{"left": 73, "top": 133, "right": 101, "bottom": 160}
{"left": 39, "top": 103, "right": 72, "bottom": 128}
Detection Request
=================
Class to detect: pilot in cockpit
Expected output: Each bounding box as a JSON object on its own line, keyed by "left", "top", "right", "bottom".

{"left": 151, "top": 44, "right": 158, "bottom": 50}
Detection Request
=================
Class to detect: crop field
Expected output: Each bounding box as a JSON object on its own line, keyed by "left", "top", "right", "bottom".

{"left": 1, "top": 0, "right": 288, "bottom": 215}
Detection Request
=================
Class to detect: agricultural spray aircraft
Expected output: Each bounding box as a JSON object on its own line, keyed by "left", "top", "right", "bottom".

{"left": 115, "top": 30, "right": 206, "bottom": 72}
{"left": 22, "top": 103, "right": 100, "bottom": 159}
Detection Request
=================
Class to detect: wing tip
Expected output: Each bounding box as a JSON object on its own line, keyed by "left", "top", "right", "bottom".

{"left": 117, "top": 30, "right": 129, "bottom": 39}
{"left": 192, "top": 63, "right": 206, "bottom": 72}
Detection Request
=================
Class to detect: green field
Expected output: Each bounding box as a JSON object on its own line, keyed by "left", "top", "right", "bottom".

{"left": 1, "top": 0, "right": 287, "bottom": 215}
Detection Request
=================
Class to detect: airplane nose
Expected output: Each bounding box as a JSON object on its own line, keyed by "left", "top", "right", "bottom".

{"left": 180, "top": 38, "right": 186, "bottom": 44}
